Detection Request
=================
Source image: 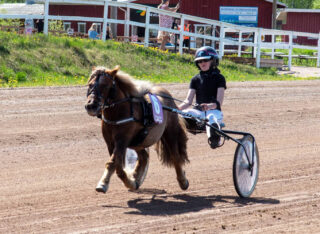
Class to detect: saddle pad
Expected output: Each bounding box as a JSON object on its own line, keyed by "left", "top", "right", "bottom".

{"left": 148, "top": 93, "right": 163, "bottom": 124}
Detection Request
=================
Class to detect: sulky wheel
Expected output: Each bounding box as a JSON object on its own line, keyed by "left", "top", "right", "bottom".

{"left": 233, "top": 135, "right": 259, "bottom": 198}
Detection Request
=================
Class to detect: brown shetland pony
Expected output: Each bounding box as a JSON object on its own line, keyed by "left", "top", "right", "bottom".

{"left": 85, "top": 66, "right": 189, "bottom": 193}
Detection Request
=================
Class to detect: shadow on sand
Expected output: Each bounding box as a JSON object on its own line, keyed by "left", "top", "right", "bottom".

{"left": 120, "top": 188, "right": 280, "bottom": 216}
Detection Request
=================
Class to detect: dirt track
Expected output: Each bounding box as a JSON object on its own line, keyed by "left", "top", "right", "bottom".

{"left": 1, "top": 80, "right": 320, "bottom": 233}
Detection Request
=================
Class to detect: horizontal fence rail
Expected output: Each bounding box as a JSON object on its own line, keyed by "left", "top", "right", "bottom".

{"left": 0, "top": 0, "right": 319, "bottom": 69}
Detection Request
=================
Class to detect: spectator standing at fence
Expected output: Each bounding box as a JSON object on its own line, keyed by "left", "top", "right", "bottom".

{"left": 35, "top": 19, "right": 44, "bottom": 33}
{"left": 106, "top": 24, "right": 113, "bottom": 40}
{"left": 157, "top": 0, "right": 179, "bottom": 50}
{"left": 88, "top": 23, "right": 100, "bottom": 40}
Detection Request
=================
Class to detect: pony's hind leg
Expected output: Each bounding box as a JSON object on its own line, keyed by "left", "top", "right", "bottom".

{"left": 133, "top": 148, "right": 149, "bottom": 189}
{"left": 114, "top": 148, "right": 139, "bottom": 190}
{"left": 175, "top": 163, "right": 189, "bottom": 190}
{"left": 96, "top": 156, "right": 116, "bottom": 193}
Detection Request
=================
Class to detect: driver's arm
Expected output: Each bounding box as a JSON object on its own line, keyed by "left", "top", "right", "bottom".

{"left": 178, "top": 89, "right": 195, "bottom": 110}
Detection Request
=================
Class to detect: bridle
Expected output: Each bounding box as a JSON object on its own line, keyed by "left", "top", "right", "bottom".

{"left": 87, "top": 71, "right": 140, "bottom": 125}
{"left": 87, "top": 72, "right": 117, "bottom": 107}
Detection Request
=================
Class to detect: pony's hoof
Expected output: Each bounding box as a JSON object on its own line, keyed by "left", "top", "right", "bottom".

{"left": 128, "top": 181, "right": 140, "bottom": 191}
{"left": 96, "top": 184, "right": 108, "bottom": 193}
{"left": 178, "top": 179, "right": 189, "bottom": 190}
{"left": 135, "top": 181, "right": 140, "bottom": 190}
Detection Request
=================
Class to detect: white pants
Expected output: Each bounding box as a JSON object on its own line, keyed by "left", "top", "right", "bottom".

{"left": 182, "top": 109, "right": 224, "bottom": 138}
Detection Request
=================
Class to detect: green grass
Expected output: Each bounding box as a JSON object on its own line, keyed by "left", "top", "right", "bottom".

{"left": 0, "top": 31, "right": 318, "bottom": 88}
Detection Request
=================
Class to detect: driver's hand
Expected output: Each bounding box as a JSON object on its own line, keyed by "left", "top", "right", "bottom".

{"left": 200, "top": 103, "right": 217, "bottom": 111}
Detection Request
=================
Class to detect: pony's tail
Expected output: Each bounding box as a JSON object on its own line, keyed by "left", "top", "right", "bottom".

{"left": 156, "top": 115, "right": 189, "bottom": 167}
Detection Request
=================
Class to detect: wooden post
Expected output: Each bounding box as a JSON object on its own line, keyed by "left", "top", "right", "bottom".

{"left": 211, "top": 25, "right": 215, "bottom": 48}
{"left": 179, "top": 16, "right": 185, "bottom": 55}
{"left": 288, "top": 31, "right": 293, "bottom": 70}
{"left": 272, "top": 0, "right": 277, "bottom": 29}
{"left": 43, "top": 0, "right": 49, "bottom": 35}
{"left": 124, "top": 6, "right": 130, "bottom": 38}
{"left": 238, "top": 31, "right": 242, "bottom": 57}
{"left": 256, "top": 28, "right": 262, "bottom": 68}
{"left": 144, "top": 7, "right": 150, "bottom": 48}
{"left": 317, "top": 32, "right": 320, "bottom": 68}
{"left": 110, "top": 0, "right": 117, "bottom": 37}
{"left": 102, "top": 0, "right": 109, "bottom": 42}
{"left": 271, "top": 34, "right": 275, "bottom": 59}
{"left": 219, "top": 25, "right": 225, "bottom": 57}
{"left": 253, "top": 30, "right": 258, "bottom": 58}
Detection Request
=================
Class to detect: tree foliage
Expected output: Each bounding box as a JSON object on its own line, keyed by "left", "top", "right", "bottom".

{"left": 313, "top": 0, "right": 320, "bottom": 9}
{"left": 0, "top": 0, "right": 25, "bottom": 3}
{"left": 280, "top": 0, "right": 315, "bottom": 9}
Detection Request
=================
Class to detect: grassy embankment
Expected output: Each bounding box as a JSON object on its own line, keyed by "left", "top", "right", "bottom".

{"left": 0, "top": 31, "right": 317, "bottom": 88}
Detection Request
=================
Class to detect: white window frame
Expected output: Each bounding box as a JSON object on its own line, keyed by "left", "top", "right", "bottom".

{"left": 78, "top": 22, "right": 86, "bottom": 33}
{"left": 63, "top": 22, "right": 71, "bottom": 31}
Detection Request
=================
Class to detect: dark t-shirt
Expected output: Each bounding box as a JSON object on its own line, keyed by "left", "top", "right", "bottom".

{"left": 189, "top": 68, "right": 227, "bottom": 110}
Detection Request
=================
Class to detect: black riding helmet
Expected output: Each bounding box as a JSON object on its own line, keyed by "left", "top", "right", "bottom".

{"left": 194, "top": 46, "right": 219, "bottom": 69}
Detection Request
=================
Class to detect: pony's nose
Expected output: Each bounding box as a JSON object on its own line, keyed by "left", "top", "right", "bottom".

{"left": 85, "top": 99, "right": 94, "bottom": 111}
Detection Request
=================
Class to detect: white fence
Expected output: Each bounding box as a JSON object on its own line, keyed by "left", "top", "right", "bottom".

{"left": 1, "top": 0, "right": 320, "bottom": 69}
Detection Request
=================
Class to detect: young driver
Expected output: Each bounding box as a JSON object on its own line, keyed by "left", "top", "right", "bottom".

{"left": 178, "top": 46, "right": 227, "bottom": 148}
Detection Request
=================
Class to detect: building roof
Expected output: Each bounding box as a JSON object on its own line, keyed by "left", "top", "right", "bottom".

{"left": 264, "top": 0, "right": 286, "bottom": 8}
{"left": 279, "top": 8, "right": 320, "bottom": 13}
{"left": 277, "top": 8, "right": 320, "bottom": 21}
{"left": 0, "top": 3, "right": 44, "bottom": 15}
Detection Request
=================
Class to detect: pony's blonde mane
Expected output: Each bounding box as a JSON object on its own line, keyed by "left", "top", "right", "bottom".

{"left": 90, "top": 66, "right": 152, "bottom": 97}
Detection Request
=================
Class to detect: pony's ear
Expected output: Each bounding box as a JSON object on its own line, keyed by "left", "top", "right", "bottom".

{"left": 109, "top": 65, "right": 120, "bottom": 77}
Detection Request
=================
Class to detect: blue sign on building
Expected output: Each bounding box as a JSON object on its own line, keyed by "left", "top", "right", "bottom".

{"left": 219, "top": 6, "right": 258, "bottom": 27}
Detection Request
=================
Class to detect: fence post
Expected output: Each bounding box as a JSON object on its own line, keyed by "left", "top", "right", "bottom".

{"left": 101, "top": 0, "right": 109, "bottom": 42}
{"left": 219, "top": 25, "right": 225, "bottom": 58}
{"left": 288, "top": 31, "right": 293, "bottom": 70}
{"left": 317, "top": 32, "right": 320, "bottom": 68}
{"left": 256, "top": 28, "right": 262, "bottom": 68}
{"left": 178, "top": 16, "right": 185, "bottom": 55}
{"left": 211, "top": 25, "right": 215, "bottom": 48}
{"left": 253, "top": 30, "right": 258, "bottom": 58}
{"left": 271, "top": 33, "right": 275, "bottom": 59}
{"left": 43, "top": 0, "right": 49, "bottom": 35}
{"left": 238, "top": 30, "right": 242, "bottom": 57}
{"left": 144, "top": 7, "right": 150, "bottom": 48}
{"left": 124, "top": 6, "right": 130, "bottom": 38}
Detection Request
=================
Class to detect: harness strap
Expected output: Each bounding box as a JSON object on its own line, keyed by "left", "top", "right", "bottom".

{"left": 101, "top": 96, "right": 151, "bottom": 126}
{"left": 103, "top": 97, "right": 131, "bottom": 109}
{"left": 102, "top": 115, "right": 136, "bottom": 125}
{"left": 101, "top": 95, "right": 153, "bottom": 147}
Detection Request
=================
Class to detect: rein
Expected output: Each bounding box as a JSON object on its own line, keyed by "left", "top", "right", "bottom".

{"left": 155, "top": 93, "right": 201, "bottom": 109}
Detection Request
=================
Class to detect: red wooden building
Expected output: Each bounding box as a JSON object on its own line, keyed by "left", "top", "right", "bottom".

{"left": 48, "top": 0, "right": 286, "bottom": 38}
{"left": 134, "top": 0, "right": 285, "bottom": 29}
{"left": 277, "top": 9, "right": 320, "bottom": 46}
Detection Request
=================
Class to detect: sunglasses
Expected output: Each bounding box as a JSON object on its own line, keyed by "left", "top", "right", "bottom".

{"left": 197, "top": 59, "right": 210, "bottom": 64}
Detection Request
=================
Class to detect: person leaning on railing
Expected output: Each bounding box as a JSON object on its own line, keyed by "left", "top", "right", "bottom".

{"left": 157, "top": 0, "right": 179, "bottom": 50}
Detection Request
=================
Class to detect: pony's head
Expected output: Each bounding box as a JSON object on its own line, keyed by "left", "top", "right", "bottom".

{"left": 85, "top": 65, "right": 151, "bottom": 117}
{"left": 85, "top": 66, "right": 119, "bottom": 117}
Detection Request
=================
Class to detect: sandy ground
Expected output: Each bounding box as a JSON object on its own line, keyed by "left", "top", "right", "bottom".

{"left": 278, "top": 66, "right": 320, "bottom": 78}
{"left": 1, "top": 80, "right": 320, "bottom": 233}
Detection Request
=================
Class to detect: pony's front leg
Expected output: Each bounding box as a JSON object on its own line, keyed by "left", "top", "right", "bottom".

{"left": 96, "top": 156, "right": 116, "bottom": 193}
